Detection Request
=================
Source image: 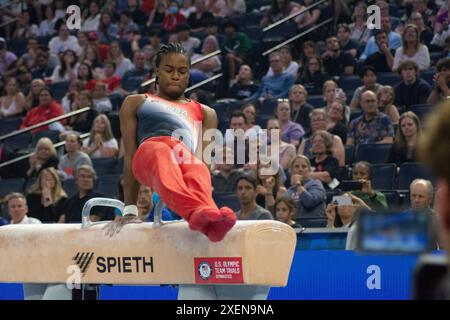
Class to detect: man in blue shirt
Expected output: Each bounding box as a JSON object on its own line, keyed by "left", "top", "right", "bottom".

{"left": 247, "top": 52, "right": 295, "bottom": 103}
{"left": 359, "top": 16, "right": 402, "bottom": 60}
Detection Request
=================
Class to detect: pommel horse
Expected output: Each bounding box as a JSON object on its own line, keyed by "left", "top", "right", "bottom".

{"left": 0, "top": 198, "right": 296, "bottom": 296}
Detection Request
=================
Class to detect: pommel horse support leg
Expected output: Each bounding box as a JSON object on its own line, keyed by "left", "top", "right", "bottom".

{"left": 0, "top": 198, "right": 297, "bottom": 298}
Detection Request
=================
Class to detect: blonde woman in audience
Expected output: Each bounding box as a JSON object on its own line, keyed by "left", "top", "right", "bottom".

{"left": 25, "top": 79, "right": 45, "bottom": 112}
{"left": 388, "top": 111, "right": 422, "bottom": 167}
{"left": 81, "top": 114, "right": 119, "bottom": 158}
{"left": 26, "top": 168, "right": 68, "bottom": 223}
{"left": 27, "top": 137, "right": 59, "bottom": 178}
{"left": 266, "top": 118, "right": 296, "bottom": 171}
{"left": 0, "top": 77, "right": 26, "bottom": 118}
{"left": 107, "top": 41, "right": 134, "bottom": 77}
{"left": 392, "top": 24, "right": 430, "bottom": 71}
{"left": 377, "top": 85, "right": 400, "bottom": 125}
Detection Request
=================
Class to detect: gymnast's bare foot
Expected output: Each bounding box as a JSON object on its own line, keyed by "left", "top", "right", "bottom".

{"left": 189, "top": 206, "right": 237, "bottom": 242}
{"left": 103, "top": 216, "right": 143, "bottom": 237}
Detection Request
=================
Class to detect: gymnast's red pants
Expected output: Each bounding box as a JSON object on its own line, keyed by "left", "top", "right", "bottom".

{"left": 132, "top": 136, "right": 236, "bottom": 242}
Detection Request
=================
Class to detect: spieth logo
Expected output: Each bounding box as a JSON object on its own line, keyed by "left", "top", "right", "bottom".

{"left": 198, "top": 262, "right": 212, "bottom": 280}
{"left": 73, "top": 252, "right": 95, "bottom": 277}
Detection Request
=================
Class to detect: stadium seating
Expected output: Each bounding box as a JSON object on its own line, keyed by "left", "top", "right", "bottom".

{"left": 344, "top": 145, "right": 354, "bottom": 166}
{"left": 377, "top": 73, "right": 401, "bottom": 86}
{"left": 295, "top": 216, "right": 328, "bottom": 228}
{"left": 409, "top": 104, "right": 431, "bottom": 121}
{"left": 338, "top": 76, "right": 362, "bottom": 93}
{"left": 0, "top": 117, "right": 22, "bottom": 135}
{"left": 380, "top": 190, "right": 401, "bottom": 209}
{"left": 31, "top": 131, "right": 61, "bottom": 148}
{"left": 97, "top": 174, "right": 121, "bottom": 199}
{"left": 307, "top": 95, "right": 324, "bottom": 108}
{"left": 0, "top": 178, "right": 25, "bottom": 199}
{"left": 3, "top": 132, "right": 32, "bottom": 151}
{"left": 50, "top": 81, "right": 70, "bottom": 102}
{"left": 212, "top": 192, "right": 241, "bottom": 212}
{"left": 397, "top": 162, "right": 436, "bottom": 190}
{"left": 354, "top": 143, "right": 392, "bottom": 164}
{"left": 62, "top": 178, "right": 78, "bottom": 198}
{"left": 91, "top": 158, "right": 118, "bottom": 176}
{"left": 372, "top": 163, "right": 396, "bottom": 190}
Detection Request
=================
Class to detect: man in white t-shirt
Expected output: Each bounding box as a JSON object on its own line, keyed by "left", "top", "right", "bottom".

{"left": 48, "top": 24, "right": 82, "bottom": 57}
{"left": 7, "top": 193, "right": 41, "bottom": 225}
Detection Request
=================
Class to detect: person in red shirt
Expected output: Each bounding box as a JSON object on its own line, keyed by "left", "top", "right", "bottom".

{"left": 163, "top": 1, "right": 186, "bottom": 33}
{"left": 100, "top": 60, "right": 122, "bottom": 93}
{"left": 20, "top": 88, "right": 65, "bottom": 133}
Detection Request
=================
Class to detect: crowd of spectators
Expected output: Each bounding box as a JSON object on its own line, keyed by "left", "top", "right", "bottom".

{"left": 0, "top": 0, "right": 448, "bottom": 231}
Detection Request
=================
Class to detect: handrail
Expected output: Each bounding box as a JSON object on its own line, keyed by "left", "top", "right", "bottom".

{"left": 262, "top": 18, "right": 334, "bottom": 56}
{"left": 185, "top": 73, "right": 223, "bottom": 93}
{"left": 0, "top": 17, "right": 18, "bottom": 29}
{"left": 140, "top": 49, "right": 222, "bottom": 87}
{"left": 0, "top": 0, "right": 20, "bottom": 11}
{"left": 0, "top": 133, "right": 91, "bottom": 169}
{"left": 0, "top": 107, "right": 91, "bottom": 142}
{"left": 262, "top": 0, "right": 327, "bottom": 32}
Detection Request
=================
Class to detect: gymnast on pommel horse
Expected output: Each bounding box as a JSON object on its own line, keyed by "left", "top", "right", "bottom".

{"left": 106, "top": 43, "right": 236, "bottom": 241}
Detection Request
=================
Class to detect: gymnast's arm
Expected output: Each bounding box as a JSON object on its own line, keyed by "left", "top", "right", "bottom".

{"left": 120, "top": 94, "right": 146, "bottom": 208}
{"left": 197, "top": 104, "right": 218, "bottom": 168}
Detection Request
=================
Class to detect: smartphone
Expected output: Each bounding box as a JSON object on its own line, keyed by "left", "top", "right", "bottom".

{"left": 335, "top": 88, "right": 343, "bottom": 99}
{"left": 356, "top": 210, "right": 434, "bottom": 254}
{"left": 339, "top": 180, "right": 363, "bottom": 192}
{"left": 332, "top": 195, "right": 353, "bottom": 206}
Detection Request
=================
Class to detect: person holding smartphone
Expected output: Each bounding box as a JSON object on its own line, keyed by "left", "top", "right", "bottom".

{"left": 349, "top": 161, "right": 388, "bottom": 212}
{"left": 326, "top": 193, "right": 370, "bottom": 228}
{"left": 427, "top": 58, "right": 450, "bottom": 105}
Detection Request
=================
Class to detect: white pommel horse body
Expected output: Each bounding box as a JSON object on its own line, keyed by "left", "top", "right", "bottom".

{"left": 0, "top": 198, "right": 297, "bottom": 288}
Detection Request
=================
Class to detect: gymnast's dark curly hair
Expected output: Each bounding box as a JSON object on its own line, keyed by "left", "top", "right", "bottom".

{"left": 154, "top": 42, "right": 191, "bottom": 89}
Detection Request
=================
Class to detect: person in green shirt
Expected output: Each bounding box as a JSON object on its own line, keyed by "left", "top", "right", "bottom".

{"left": 350, "top": 161, "right": 388, "bottom": 211}
{"left": 223, "top": 19, "right": 252, "bottom": 87}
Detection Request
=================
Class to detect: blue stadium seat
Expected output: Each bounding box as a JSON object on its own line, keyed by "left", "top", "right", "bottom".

{"left": 262, "top": 21, "right": 297, "bottom": 42}
{"left": 338, "top": 76, "right": 362, "bottom": 93}
{"left": 31, "top": 130, "right": 60, "bottom": 148}
{"left": 378, "top": 73, "right": 401, "bottom": 86}
{"left": 63, "top": 178, "right": 78, "bottom": 197}
{"left": 354, "top": 144, "right": 392, "bottom": 164}
{"left": 0, "top": 178, "right": 25, "bottom": 198}
{"left": 97, "top": 174, "right": 120, "bottom": 199}
{"left": 243, "top": 25, "right": 263, "bottom": 40}
{"left": 338, "top": 166, "right": 350, "bottom": 181}
{"left": 0, "top": 117, "right": 22, "bottom": 135}
{"left": 212, "top": 192, "right": 240, "bottom": 212}
{"left": 295, "top": 217, "right": 328, "bottom": 228}
{"left": 344, "top": 145, "right": 354, "bottom": 166}
{"left": 307, "top": 95, "right": 324, "bottom": 108}
{"left": 3, "top": 132, "right": 32, "bottom": 151}
{"left": 397, "top": 162, "right": 436, "bottom": 190}
{"left": 108, "top": 93, "right": 124, "bottom": 111}
{"left": 420, "top": 69, "right": 436, "bottom": 86}
{"left": 92, "top": 158, "right": 118, "bottom": 176}
{"left": 50, "top": 81, "right": 70, "bottom": 102}
{"left": 260, "top": 98, "right": 278, "bottom": 117}
{"left": 409, "top": 104, "right": 431, "bottom": 121}
{"left": 117, "top": 157, "right": 124, "bottom": 175}
{"left": 372, "top": 163, "right": 396, "bottom": 190}
{"left": 430, "top": 52, "right": 442, "bottom": 66}
{"left": 379, "top": 190, "right": 401, "bottom": 209}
